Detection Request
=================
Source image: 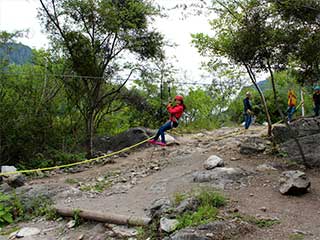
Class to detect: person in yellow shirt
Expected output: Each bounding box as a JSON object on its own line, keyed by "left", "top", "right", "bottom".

{"left": 287, "top": 88, "right": 297, "bottom": 123}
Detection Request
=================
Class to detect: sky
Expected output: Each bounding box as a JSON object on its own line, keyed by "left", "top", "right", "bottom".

{"left": 0, "top": 0, "right": 214, "bottom": 84}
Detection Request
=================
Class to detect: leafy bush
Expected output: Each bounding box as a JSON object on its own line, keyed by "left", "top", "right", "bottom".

{"left": 0, "top": 193, "right": 13, "bottom": 226}
{"left": 176, "top": 190, "right": 226, "bottom": 230}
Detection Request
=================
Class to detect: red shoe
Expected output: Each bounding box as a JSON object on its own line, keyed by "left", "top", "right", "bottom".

{"left": 156, "top": 141, "right": 166, "bottom": 146}
{"left": 148, "top": 139, "right": 156, "bottom": 144}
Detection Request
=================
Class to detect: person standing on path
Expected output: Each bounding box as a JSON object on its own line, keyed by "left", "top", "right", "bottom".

{"left": 243, "top": 92, "right": 253, "bottom": 129}
{"left": 287, "top": 88, "right": 297, "bottom": 123}
{"left": 313, "top": 86, "right": 320, "bottom": 117}
{"left": 149, "top": 95, "right": 186, "bottom": 146}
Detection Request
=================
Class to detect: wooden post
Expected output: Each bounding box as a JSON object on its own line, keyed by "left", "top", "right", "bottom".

{"left": 55, "top": 207, "right": 151, "bottom": 226}
{"left": 300, "top": 87, "right": 305, "bottom": 117}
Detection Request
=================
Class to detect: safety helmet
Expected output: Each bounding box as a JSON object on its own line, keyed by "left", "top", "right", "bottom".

{"left": 314, "top": 86, "right": 320, "bottom": 91}
{"left": 175, "top": 95, "right": 184, "bottom": 101}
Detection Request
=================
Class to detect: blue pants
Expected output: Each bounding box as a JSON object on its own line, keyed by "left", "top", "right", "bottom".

{"left": 154, "top": 121, "right": 173, "bottom": 143}
{"left": 287, "top": 106, "right": 296, "bottom": 121}
{"left": 244, "top": 113, "right": 252, "bottom": 129}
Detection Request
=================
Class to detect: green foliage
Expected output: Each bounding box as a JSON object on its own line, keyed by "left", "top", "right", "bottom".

{"left": 176, "top": 205, "right": 219, "bottom": 229}
{"left": 72, "top": 209, "right": 82, "bottom": 227}
{"left": 173, "top": 192, "right": 188, "bottom": 206}
{"left": 227, "top": 71, "right": 316, "bottom": 124}
{"left": 195, "top": 190, "right": 226, "bottom": 208}
{"left": 234, "top": 213, "right": 280, "bottom": 228}
{"left": 176, "top": 190, "right": 226, "bottom": 230}
{"left": 38, "top": 0, "right": 164, "bottom": 157}
{"left": 0, "top": 193, "right": 13, "bottom": 226}
{"left": 0, "top": 191, "right": 57, "bottom": 225}
{"left": 289, "top": 233, "right": 305, "bottom": 240}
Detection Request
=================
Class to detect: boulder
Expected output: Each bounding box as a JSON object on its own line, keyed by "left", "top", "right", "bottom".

{"left": 203, "top": 155, "right": 224, "bottom": 170}
{"left": 175, "top": 197, "right": 199, "bottom": 215}
{"left": 1, "top": 165, "right": 25, "bottom": 188}
{"left": 281, "top": 133, "right": 320, "bottom": 167}
{"left": 1, "top": 165, "right": 17, "bottom": 174}
{"left": 193, "top": 167, "right": 249, "bottom": 189}
{"left": 240, "top": 137, "right": 269, "bottom": 155}
{"left": 279, "top": 170, "right": 311, "bottom": 195}
{"left": 6, "top": 174, "right": 26, "bottom": 188}
{"left": 149, "top": 198, "right": 173, "bottom": 218}
{"left": 93, "top": 127, "right": 154, "bottom": 152}
{"left": 272, "top": 118, "right": 320, "bottom": 167}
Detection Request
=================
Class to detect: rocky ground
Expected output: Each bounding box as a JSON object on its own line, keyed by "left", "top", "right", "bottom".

{"left": 1, "top": 125, "right": 320, "bottom": 240}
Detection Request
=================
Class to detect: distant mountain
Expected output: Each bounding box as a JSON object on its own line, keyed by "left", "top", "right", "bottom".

{"left": 0, "top": 43, "right": 32, "bottom": 65}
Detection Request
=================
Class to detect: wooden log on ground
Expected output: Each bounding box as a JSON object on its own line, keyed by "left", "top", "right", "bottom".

{"left": 55, "top": 207, "right": 151, "bottom": 226}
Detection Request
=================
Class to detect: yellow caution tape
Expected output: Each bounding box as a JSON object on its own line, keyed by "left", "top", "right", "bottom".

{"left": 0, "top": 136, "right": 154, "bottom": 176}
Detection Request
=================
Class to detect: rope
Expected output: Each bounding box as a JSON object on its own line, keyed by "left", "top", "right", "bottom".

{"left": 0, "top": 136, "right": 154, "bottom": 177}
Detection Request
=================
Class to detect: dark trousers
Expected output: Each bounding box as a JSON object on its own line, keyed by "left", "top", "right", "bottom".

{"left": 244, "top": 113, "right": 252, "bottom": 129}
{"left": 154, "top": 121, "right": 173, "bottom": 143}
{"left": 287, "top": 106, "right": 296, "bottom": 121}
{"left": 315, "top": 104, "right": 320, "bottom": 117}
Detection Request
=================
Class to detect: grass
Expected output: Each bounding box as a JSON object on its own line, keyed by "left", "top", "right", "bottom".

{"left": 173, "top": 192, "right": 188, "bottom": 206}
{"left": 64, "top": 178, "right": 79, "bottom": 184}
{"left": 79, "top": 181, "right": 112, "bottom": 192}
{"left": 175, "top": 189, "right": 226, "bottom": 230}
{"left": 289, "top": 233, "right": 305, "bottom": 240}
{"left": 233, "top": 213, "right": 281, "bottom": 228}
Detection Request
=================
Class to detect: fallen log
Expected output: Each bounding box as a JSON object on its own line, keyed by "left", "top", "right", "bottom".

{"left": 55, "top": 207, "right": 151, "bottom": 226}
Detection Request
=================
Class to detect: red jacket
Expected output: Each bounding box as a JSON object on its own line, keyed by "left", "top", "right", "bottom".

{"left": 167, "top": 104, "right": 184, "bottom": 122}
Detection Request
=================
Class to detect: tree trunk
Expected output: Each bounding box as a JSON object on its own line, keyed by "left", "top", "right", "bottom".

{"left": 85, "top": 111, "right": 94, "bottom": 158}
{"left": 244, "top": 64, "right": 272, "bottom": 136}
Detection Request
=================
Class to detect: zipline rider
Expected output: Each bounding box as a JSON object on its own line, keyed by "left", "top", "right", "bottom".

{"left": 149, "top": 95, "right": 186, "bottom": 146}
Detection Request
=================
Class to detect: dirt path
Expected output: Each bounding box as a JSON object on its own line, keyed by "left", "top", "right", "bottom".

{"left": 9, "top": 126, "right": 320, "bottom": 239}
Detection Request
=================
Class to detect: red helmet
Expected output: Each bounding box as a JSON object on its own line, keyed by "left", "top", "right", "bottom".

{"left": 175, "top": 95, "right": 184, "bottom": 101}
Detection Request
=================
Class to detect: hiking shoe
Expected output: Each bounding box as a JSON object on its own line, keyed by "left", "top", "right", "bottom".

{"left": 148, "top": 139, "right": 156, "bottom": 144}
{"left": 157, "top": 142, "right": 166, "bottom": 146}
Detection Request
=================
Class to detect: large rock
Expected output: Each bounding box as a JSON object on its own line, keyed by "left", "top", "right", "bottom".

{"left": 1, "top": 165, "right": 25, "bottom": 188}
{"left": 279, "top": 170, "right": 311, "bottom": 195}
{"left": 203, "top": 155, "right": 224, "bottom": 170}
{"left": 149, "top": 198, "right": 173, "bottom": 218}
{"left": 175, "top": 197, "right": 200, "bottom": 215}
{"left": 240, "top": 137, "right": 269, "bottom": 155}
{"left": 93, "top": 127, "right": 154, "bottom": 152}
{"left": 193, "top": 167, "right": 249, "bottom": 189}
{"left": 272, "top": 117, "right": 320, "bottom": 167}
{"left": 1, "top": 166, "right": 17, "bottom": 173}
{"left": 168, "top": 220, "right": 254, "bottom": 240}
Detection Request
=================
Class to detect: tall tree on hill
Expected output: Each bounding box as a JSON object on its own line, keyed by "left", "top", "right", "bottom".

{"left": 192, "top": 0, "right": 273, "bottom": 136}
{"left": 38, "top": 0, "right": 164, "bottom": 157}
{"left": 193, "top": 0, "right": 311, "bottom": 165}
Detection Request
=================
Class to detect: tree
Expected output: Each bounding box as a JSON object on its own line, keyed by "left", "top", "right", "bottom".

{"left": 193, "top": 0, "right": 311, "bottom": 164}
{"left": 38, "top": 0, "right": 164, "bottom": 157}
{"left": 192, "top": 0, "right": 273, "bottom": 136}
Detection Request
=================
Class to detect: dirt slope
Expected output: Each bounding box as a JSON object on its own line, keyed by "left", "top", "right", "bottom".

{"left": 7, "top": 126, "right": 320, "bottom": 239}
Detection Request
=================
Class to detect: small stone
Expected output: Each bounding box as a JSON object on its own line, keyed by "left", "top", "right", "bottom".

{"left": 67, "top": 220, "right": 76, "bottom": 228}
{"left": 260, "top": 207, "right": 267, "bottom": 212}
{"left": 160, "top": 217, "right": 179, "bottom": 233}
{"left": 249, "top": 193, "right": 254, "bottom": 197}
{"left": 16, "top": 227, "right": 41, "bottom": 238}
